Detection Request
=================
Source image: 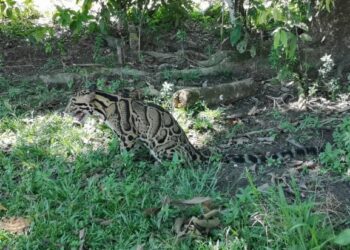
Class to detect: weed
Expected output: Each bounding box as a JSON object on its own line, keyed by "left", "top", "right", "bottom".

{"left": 225, "top": 123, "right": 245, "bottom": 139}
{"left": 266, "top": 156, "right": 282, "bottom": 167}
{"left": 222, "top": 181, "right": 336, "bottom": 249}
{"left": 320, "top": 117, "right": 350, "bottom": 174}
{"left": 193, "top": 117, "right": 213, "bottom": 132}
{"left": 299, "top": 115, "right": 321, "bottom": 130}
{"left": 161, "top": 70, "right": 174, "bottom": 81}
{"left": 309, "top": 54, "right": 341, "bottom": 99}
{"left": 176, "top": 29, "right": 187, "bottom": 52}
{"left": 280, "top": 120, "right": 297, "bottom": 133}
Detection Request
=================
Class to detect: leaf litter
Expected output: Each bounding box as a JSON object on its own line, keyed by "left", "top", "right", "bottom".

{"left": 0, "top": 217, "right": 31, "bottom": 235}
{"left": 145, "top": 196, "right": 222, "bottom": 239}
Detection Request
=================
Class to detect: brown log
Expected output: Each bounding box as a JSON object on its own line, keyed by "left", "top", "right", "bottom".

{"left": 172, "top": 78, "right": 258, "bottom": 108}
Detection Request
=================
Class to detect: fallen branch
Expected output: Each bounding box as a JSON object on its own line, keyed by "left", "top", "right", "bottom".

{"left": 173, "top": 78, "right": 258, "bottom": 108}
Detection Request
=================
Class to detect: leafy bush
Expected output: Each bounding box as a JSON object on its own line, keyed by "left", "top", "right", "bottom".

{"left": 320, "top": 118, "right": 350, "bottom": 174}
{"left": 229, "top": 0, "right": 335, "bottom": 94}
{"left": 0, "top": 0, "right": 54, "bottom": 54}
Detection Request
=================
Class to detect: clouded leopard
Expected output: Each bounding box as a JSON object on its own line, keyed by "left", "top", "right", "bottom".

{"left": 65, "top": 90, "right": 320, "bottom": 164}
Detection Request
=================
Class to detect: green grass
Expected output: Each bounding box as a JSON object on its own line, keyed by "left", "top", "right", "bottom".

{"left": 0, "top": 78, "right": 345, "bottom": 249}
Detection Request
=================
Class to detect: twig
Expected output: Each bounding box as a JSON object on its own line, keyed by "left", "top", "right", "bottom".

{"left": 240, "top": 128, "right": 275, "bottom": 137}
{"left": 71, "top": 63, "right": 104, "bottom": 67}
{"left": 3, "top": 64, "right": 34, "bottom": 68}
{"left": 286, "top": 138, "right": 304, "bottom": 148}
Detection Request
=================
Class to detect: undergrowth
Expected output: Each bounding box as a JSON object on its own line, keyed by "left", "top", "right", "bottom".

{"left": 320, "top": 118, "right": 350, "bottom": 174}
{"left": 0, "top": 78, "right": 348, "bottom": 249}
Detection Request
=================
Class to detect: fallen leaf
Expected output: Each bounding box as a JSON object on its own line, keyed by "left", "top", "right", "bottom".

{"left": 144, "top": 207, "right": 161, "bottom": 217}
{"left": 192, "top": 217, "right": 220, "bottom": 230}
{"left": 248, "top": 106, "right": 258, "bottom": 116}
{"left": 257, "top": 183, "right": 270, "bottom": 193}
{"left": 257, "top": 136, "right": 275, "bottom": 143}
{"left": 172, "top": 197, "right": 212, "bottom": 206}
{"left": 232, "top": 137, "right": 249, "bottom": 145}
{"left": 203, "top": 209, "right": 220, "bottom": 219}
{"left": 0, "top": 204, "right": 7, "bottom": 211}
{"left": 0, "top": 217, "right": 30, "bottom": 234}
{"left": 174, "top": 217, "right": 185, "bottom": 235}
{"left": 136, "top": 244, "right": 145, "bottom": 250}
{"left": 79, "top": 228, "right": 85, "bottom": 250}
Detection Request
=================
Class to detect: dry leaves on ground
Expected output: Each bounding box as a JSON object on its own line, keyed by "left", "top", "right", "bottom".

{"left": 0, "top": 217, "right": 31, "bottom": 234}
{"left": 0, "top": 203, "right": 7, "bottom": 211}
{"left": 145, "top": 196, "right": 221, "bottom": 239}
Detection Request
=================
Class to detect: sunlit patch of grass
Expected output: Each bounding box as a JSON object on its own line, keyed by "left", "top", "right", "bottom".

{"left": 1, "top": 114, "right": 113, "bottom": 163}
{"left": 0, "top": 113, "right": 222, "bottom": 248}
{"left": 198, "top": 107, "right": 223, "bottom": 122}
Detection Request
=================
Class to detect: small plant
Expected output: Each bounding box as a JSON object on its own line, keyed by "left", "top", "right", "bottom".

{"left": 266, "top": 156, "right": 282, "bottom": 167}
{"left": 299, "top": 115, "right": 320, "bottom": 130}
{"left": 193, "top": 117, "right": 213, "bottom": 132}
{"left": 161, "top": 70, "right": 174, "bottom": 81}
{"left": 279, "top": 121, "right": 296, "bottom": 133}
{"left": 176, "top": 29, "right": 187, "bottom": 52}
{"left": 225, "top": 123, "right": 244, "bottom": 138}
{"left": 186, "top": 100, "right": 206, "bottom": 117}
{"left": 155, "top": 81, "right": 175, "bottom": 110}
{"left": 316, "top": 54, "right": 340, "bottom": 98}
{"left": 93, "top": 34, "right": 104, "bottom": 63}
{"left": 320, "top": 118, "right": 350, "bottom": 174}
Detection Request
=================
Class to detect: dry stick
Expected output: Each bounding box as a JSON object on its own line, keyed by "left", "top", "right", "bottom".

{"left": 71, "top": 63, "right": 104, "bottom": 67}
{"left": 286, "top": 138, "right": 304, "bottom": 148}
{"left": 3, "top": 65, "right": 35, "bottom": 68}
{"left": 239, "top": 128, "right": 275, "bottom": 137}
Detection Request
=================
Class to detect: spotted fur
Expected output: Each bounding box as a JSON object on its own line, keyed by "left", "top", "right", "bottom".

{"left": 65, "top": 90, "right": 320, "bottom": 164}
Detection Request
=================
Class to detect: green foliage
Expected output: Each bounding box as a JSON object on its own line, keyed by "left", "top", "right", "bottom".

{"left": 230, "top": 0, "right": 334, "bottom": 93}
{"left": 309, "top": 54, "right": 341, "bottom": 99}
{"left": 149, "top": 0, "right": 193, "bottom": 30}
{"left": 53, "top": 0, "right": 194, "bottom": 36}
{"left": 222, "top": 182, "right": 335, "bottom": 249}
{"left": 0, "top": 0, "right": 54, "bottom": 54}
{"left": 193, "top": 117, "right": 213, "bottom": 132}
{"left": 231, "top": 0, "right": 313, "bottom": 59}
{"left": 183, "top": 101, "right": 222, "bottom": 133}
{"left": 0, "top": 0, "right": 39, "bottom": 20}
{"left": 0, "top": 77, "right": 67, "bottom": 118}
{"left": 319, "top": 0, "right": 335, "bottom": 12}
{"left": 53, "top": 6, "right": 95, "bottom": 36}
{"left": 334, "top": 229, "right": 350, "bottom": 246}
{"left": 190, "top": 2, "right": 227, "bottom": 31}
{"left": 320, "top": 118, "right": 350, "bottom": 174}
